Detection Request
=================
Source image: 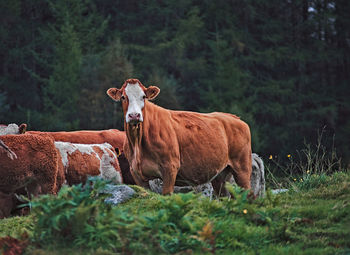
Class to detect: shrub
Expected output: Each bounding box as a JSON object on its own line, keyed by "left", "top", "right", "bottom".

{"left": 28, "top": 177, "right": 281, "bottom": 254}
{"left": 30, "top": 178, "right": 117, "bottom": 249}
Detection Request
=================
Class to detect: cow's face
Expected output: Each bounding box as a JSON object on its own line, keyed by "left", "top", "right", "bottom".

{"left": 107, "top": 79, "right": 160, "bottom": 125}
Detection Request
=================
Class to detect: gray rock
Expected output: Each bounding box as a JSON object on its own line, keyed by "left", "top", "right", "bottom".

{"left": 149, "top": 179, "right": 213, "bottom": 198}
{"left": 271, "top": 189, "right": 289, "bottom": 194}
{"left": 251, "top": 153, "right": 265, "bottom": 197}
{"left": 148, "top": 179, "right": 162, "bottom": 194}
{"left": 192, "top": 182, "right": 213, "bottom": 198}
{"left": 102, "top": 184, "right": 136, "bottom": 205}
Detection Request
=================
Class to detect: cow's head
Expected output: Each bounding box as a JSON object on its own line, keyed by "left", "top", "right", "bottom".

{"left": 107, "top": 79, "right": 160, "bottom": 125}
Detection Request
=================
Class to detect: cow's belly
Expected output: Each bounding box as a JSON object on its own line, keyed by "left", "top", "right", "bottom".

{"left": 175, "top": 129, "right": 228, "bottom": 185}
{"left": 176, "top": 157, "right": 227, "bottom": 185}
{"left": 136, "top": 153, "right": 226, "bottom": 185}
{"left": 175, "top": 144, "right": 228, "bottom": 185}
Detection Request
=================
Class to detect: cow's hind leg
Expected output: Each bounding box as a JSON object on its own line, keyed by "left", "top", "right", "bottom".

{"left": 230, "top": 148, "right": 252, "bottom": 190}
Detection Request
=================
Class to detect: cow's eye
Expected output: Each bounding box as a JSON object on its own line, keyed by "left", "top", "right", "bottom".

{"left": 121, "top": 95, "right": 125, "bottom": 100}
{"left": 142, "top": 95, "right": 146, "bottom": 99}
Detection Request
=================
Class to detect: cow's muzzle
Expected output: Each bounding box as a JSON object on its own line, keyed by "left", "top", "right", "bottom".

{"left": 128, "top": 113, "right": 141, "bottom": 124}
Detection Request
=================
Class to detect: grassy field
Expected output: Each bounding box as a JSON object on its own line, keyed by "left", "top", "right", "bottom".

{"left": 0, "top": 169, "right": 349, "bottom": 254}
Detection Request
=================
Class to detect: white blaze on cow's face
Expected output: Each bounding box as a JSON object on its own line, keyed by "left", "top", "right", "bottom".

{"left": 125, "top": 83, "right": 146, "bottom": 123}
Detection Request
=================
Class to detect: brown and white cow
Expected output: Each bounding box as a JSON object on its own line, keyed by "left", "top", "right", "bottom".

{"left": 54, "top": 142, "right": 123, "bottom": 186}
{"left": 107, "top": 78, "right": 252, "bottom": 195}
{"left": 26, "top": 129, "right": 134, "bottom": 184}
{"left": 0, "top": 123, "right": 27, "bottom": 136}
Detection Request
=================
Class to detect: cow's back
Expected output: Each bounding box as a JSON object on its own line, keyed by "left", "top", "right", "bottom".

{"left": 206, "top": 112, "right": 251, "bottom": 156}
{"left": 27, "top": 129, "right": 126, "bottom": 151}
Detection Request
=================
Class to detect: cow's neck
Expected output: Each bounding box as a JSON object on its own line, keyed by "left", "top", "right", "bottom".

{"left": 125, "top": 101, "right": 161, "bottom": 149}
{"left": 124, "top": 101, "right": 161, "bottom": 180}
{"left": 125, "top": 122, "right": 142, "bottom": 147}
{"left": 125, "top": 121, "right": 144, "bottom": 180}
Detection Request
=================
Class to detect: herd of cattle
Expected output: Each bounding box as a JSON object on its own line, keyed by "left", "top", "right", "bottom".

{"left": 0, "top": 124, "right": 132, "bottom": 218}
{"left": 0, "top": 78, "right": 265, "bottom": 219}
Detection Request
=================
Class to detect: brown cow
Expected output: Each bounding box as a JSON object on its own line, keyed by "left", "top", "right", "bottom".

{"left": 0, "top": 134, "right": 61, "bottom": 196}
{"left": 107, "top": 78, "right": 252, "bottom": 195}
{"left": 0, "top": 133, "right": 65, "bottom": 218}
{"left": 0, "top": 123, "right": 27, "bottom": 160}
{"left": 55, "top": 141, "right": 123, "bottom": 185}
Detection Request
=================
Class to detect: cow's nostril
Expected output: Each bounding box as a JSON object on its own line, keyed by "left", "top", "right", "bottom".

{"left": 129, "top": 113, "right": 140, "bottom": 120}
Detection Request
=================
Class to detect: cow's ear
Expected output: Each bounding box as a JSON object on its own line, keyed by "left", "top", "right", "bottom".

{"left": 145, "top": 86, "right": 160, "bottom": 100}
{"left": 19, "top": 123, "right": 27, "bottom": 134}
{"left": 107, "top": 88, "right": 122, "bottom": 101}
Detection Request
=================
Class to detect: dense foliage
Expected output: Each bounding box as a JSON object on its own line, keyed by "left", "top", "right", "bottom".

{"left": 0, "top": 0, "right": 349, "bottom": 163}
{"left": 1, "top": 171, "right": 350, "bottom": 254}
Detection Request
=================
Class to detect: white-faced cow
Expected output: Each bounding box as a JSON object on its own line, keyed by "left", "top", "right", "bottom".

{"left": 0, "top": 123, "right": 27, "bottom": 136}
{"left": 107, "top": 78, "right": 252, "bottom": 195}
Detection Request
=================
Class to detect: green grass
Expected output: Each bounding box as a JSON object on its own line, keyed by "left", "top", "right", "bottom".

{"left": 1, "top": 171, "right": 349, "bottom": 255}
{"left": 0, "top": 215, "right": 34, "bottom": 239}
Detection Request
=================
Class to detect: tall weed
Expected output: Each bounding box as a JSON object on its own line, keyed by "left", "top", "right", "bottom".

{"left": 265, "top": 128, "right": 342, "bottom": 189}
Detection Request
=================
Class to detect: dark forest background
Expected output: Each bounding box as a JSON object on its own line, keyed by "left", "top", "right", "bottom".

{"left": 0, "top": 0, "right": 349, "bottom": 164}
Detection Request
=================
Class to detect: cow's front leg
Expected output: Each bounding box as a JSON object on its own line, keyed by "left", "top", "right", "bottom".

{"left": 161, "top": 163, "right": 178, "bottom": 195}
{"left": 130, "top": 167, "right": 150, "bottom": 189}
